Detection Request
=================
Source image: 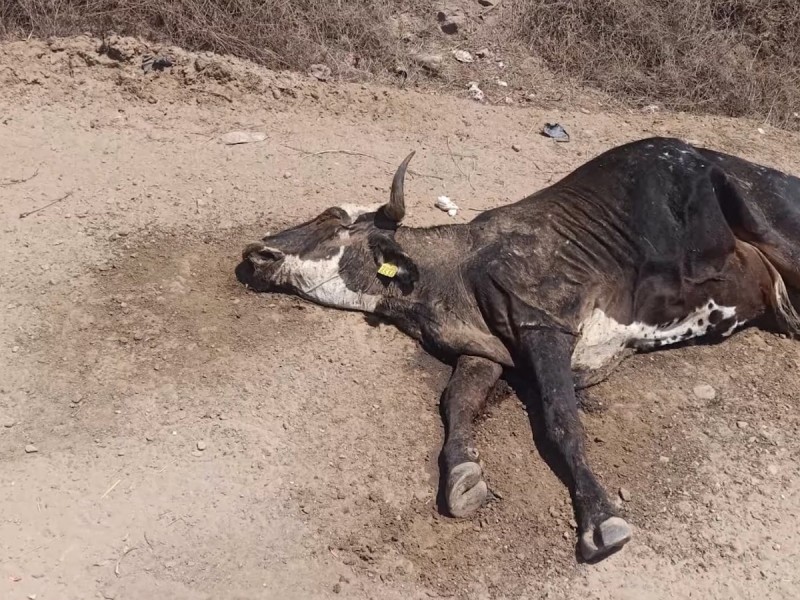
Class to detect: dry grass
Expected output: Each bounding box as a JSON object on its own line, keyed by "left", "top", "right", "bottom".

{"left": 2, "top": 0, "right": 800, "bottom": 127}
{"left": 505, "top": 0, "right": 800, "bottom": 127}
{"left": 0, "top": 0, "right": 431, "bottom": 77}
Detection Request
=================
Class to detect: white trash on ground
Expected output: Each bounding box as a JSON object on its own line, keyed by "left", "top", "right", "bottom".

{"left": 435, "top": 195, "right": 459, "bottom": 217}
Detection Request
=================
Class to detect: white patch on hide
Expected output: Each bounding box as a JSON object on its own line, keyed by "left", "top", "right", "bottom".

{"left": 571, "top": 300, "right": 739, "bottom": 371}
{"left": 339, "top": 203, "right": 381, "bottom": 220}
{"left": 277, "top": 247, "right": 379, "bottom": 312}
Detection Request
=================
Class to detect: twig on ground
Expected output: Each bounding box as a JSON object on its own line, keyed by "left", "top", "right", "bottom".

{"left": 291, "top": 147, "right": 384, "bottom": 162}
{"left": 19, "top": 191, "right": 73, "bottom": 219}
{"left": 446, "top": 137, "right": 475, "bottom": 190}
{"left": 100, "top": 478, "right": 122, "bottom": 499}
{"left": 1, "top": 167, "right": 40, "bottom": 187}
{"left": 114, "top": 545, "right": 138, "bottom": 577}
{"left": 281, "top": 144, "right": 445, "bottom": 180}
{"left": 190, "top": 88, "right": 233, "bottom": 103}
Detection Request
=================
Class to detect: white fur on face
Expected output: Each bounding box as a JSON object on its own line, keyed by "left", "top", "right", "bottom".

{"left": 277, "top": 247, "right": 379, "bottom": 312}
{"left": 572, "top": 300, "right": 740, "bottom": 371}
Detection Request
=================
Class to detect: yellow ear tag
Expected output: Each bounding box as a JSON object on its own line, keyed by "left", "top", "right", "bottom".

{"left": 377, "top": 263, "right": 398, "bottom": 278}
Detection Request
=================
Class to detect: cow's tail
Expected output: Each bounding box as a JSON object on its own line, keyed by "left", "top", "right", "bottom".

{"left": 761, "top": 253, "right": 800, "bottom": 337}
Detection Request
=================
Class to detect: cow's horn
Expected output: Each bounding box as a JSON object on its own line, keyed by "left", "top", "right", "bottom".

{"left": 384, "top": 151, "right": 415, "bottom": 223}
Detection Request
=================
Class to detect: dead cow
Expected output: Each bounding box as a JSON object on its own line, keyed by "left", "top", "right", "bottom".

{"left": 236, "top": 137, "right": 800, "bottom": 561}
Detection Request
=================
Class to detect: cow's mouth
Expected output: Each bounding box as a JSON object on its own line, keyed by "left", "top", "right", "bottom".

{"left": 234, "top": 258, "right": 285, "bottom": 293}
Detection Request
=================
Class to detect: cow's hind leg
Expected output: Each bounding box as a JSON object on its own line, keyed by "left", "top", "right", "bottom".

{"left": 440, "top": 355, "right": 503, "bottom": 518}
{"left": 520, "top": 328, "right": 632, "bottom": 561}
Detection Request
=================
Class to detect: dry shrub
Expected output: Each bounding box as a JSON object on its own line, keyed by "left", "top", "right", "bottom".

{"left": 2, "top": 0, "right": 800, "bottom": 127}
{"left": 505, "top": 0, "right": 800, "bottom": 127}
{"left": 0, "top": 0, "right": 429, "bottom": 77}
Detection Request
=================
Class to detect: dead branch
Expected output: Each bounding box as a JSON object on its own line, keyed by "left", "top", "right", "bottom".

{"left": 189, "top": 88, "right": 233, "bottom": 103}
{"left": 446, "top": 137, "right": 476, "bottom": 191}
{"left": 19, "top": 191, "right": 74, "bottom": 219}
{"left": 281, "top": 145, "right": 445, "bottom": 181}
{"left": 1, "top": 167, "right": 40, "bottom": 187}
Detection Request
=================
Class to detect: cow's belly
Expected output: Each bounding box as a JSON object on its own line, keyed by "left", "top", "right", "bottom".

{"left": 571, "top": 300, "right": 743, "bottom": 372}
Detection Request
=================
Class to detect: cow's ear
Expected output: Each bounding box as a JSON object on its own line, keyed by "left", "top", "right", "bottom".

{"left": 368, "top": 233, "right": 419, "bottom": 287}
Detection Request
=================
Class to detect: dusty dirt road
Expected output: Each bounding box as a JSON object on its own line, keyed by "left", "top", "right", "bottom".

{"left": 1, "top": 37, "right": 799, "bottom": 600}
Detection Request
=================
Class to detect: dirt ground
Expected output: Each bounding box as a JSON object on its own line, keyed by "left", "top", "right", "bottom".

{"left": 1, "top": 36, "right": 799, "bottom": 600}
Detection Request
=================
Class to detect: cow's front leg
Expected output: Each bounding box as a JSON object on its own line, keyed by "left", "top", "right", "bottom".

{"left": 441, "top": 355, "right": 503, "bottom": 518}
{"left": 520, "top": 328, "right": 632, "bottom": 561}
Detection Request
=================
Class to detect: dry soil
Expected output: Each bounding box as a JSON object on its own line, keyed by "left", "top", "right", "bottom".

{"left": 1, "top": 36, "right": 799, "bottom": 600}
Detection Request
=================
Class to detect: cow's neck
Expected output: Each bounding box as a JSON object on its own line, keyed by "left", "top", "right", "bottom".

{"left": 399, "top": 224, "right": 471, "bottom": 272}
{"left": 375, "top": 223, "right": 472, "bottom": 314}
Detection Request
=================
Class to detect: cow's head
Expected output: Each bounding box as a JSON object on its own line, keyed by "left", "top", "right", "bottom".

{"left": 237, "top": 152, "right": 419, "bottom": 311}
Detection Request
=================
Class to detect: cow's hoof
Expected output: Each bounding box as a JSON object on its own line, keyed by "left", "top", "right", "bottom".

{"left": 446, "top": 462, "right": 487, "bottom": 517}
{"left": 579, "top": 516, "right": 632, "bottom": 561}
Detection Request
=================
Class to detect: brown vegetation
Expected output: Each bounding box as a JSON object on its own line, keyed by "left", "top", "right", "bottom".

{"left": 1, "top": 0, "right": 799, "bottom": 127}
{"left": 507, "top": 0, "right": 800, "bottom": 127}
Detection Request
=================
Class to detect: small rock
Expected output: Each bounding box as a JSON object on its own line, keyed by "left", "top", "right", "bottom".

{"left": 766, "top": 464, "right": 779, "bottom": 476}
{"left": 475, "top": 48, "right": 492, "bottom": 58}
{"left": 145, "top": 434, "right": 155, "bottom": 442}
{"left": 568, "top": 518, "right": 578, "bottom": 529}
{"left": 133, "top": 332, "right": 144, "bottom": 341}
{"left": 496, "top": 80, "right": 508, "bottom": 87}
{"left": 3, "top": 417, "right": 15, "bottom": 428}
{"left": 562, "top": 531, "right": 571, "bottom": 540}
{"left": 271, "top": 88, "right": 281, "bottom": 100}
{"left": 283, "top": 172, "right": 292, "bottom": 179}
{"left": 478, "top": 0, "right": 495, "bottom": 5}
{"left": 25, "top": 444, "right": 38, "bottom": 454}
{"left": 511, "top": 144, "right": 521, "bottom": 152}
{"left": 309, "top": 64, "right": 331, "bottom": 82}
{"left": 12, "top": 346, "right": 20, "bottom": 353}
{"left": 693, "top": 384, "right": 717, "bottom": 401}
{"left": 220, "top": 131, "right": 267, "bottom": 145}
{"left": 736, "top": 420, "right": 749, "bottom": 429}
{"left": 333, "top": 583, "right": 342, "bottom": 594}
{"left": 452, "top": 50, "right": 474, "bottom": 63}
{"left": 757, "top": 127, "right": 766, "bottom": 135}
{"left": 196, "top": 440, "right": 207, "bottom": 451}
{"left": 619, "top": 487, "right": 632, "bottom": 502}
{"left": 411, "top": 53, "right": 443, "bottom": 75}
{"left": 437, "top": 10, "right": 465, "bottom": 34}
{"left": 548, "top": 506, "right": 559, "bottom": 518}
{"left": 659, "top": 456, "right": 670, "bottom": 464}
{"left": 467, "top": 81, "right": 484, "bottom": 102}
